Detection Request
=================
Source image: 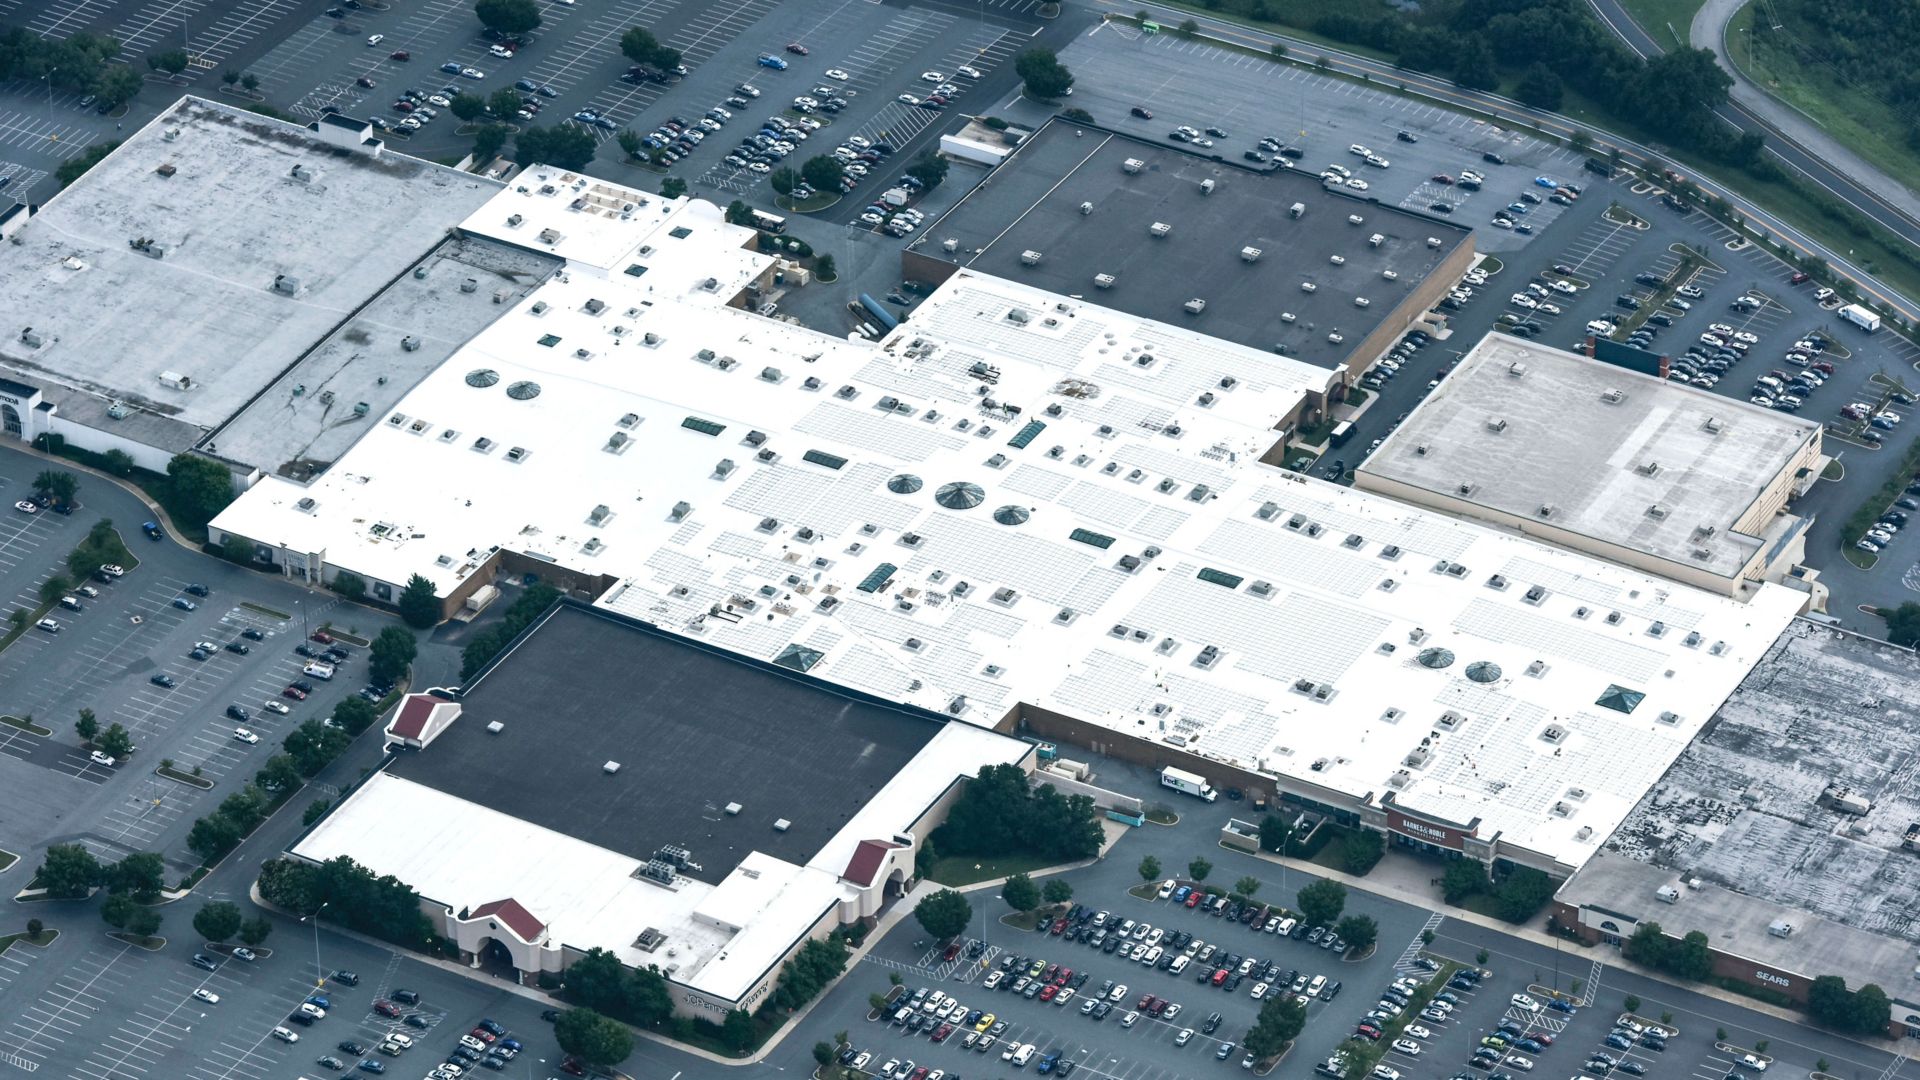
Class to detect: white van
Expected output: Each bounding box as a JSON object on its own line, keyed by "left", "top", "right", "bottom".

{"left": 1169, "top": 955, "right": 1190, "bottom": 976}
{"left": 1308, "top": 974, "right": 1328, "bottom": 997}
{"left": 1143, "top": 946, "right": 1163, "bottom": 967}
{"left": 1275, "top": 917, "right": 1297, "bottom": 937}
{"left": 302, "top": 661, "right": 336, "bottom": 680}
{"left": 1754, "top": 376, "right": 1784, "bottom": 392}
{"left": 1011, "top": 1044, "right": 1036, "bottom": 1067}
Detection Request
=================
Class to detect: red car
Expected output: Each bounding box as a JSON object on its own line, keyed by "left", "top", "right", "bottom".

{"left": 1041, "top": 964, "right": 1058, "bottom": 982}
{"left": 1137, "top": 993, "right": 1156, "bottom": 1010}
{"left": 1050, "top": 917, "right": 1069, "bottom": 935}
{"left": 1431, "top": 173, "right": 1453, "bottom": 184}
{"left": 283, "top": 686, "right": 308, "bottom": 700}
{"left": 1211, "top": 968, "right": 1229, "bottom": 986}
{"left": 1149, "top": 999, "right": 1169, "bottom": 1016}
{"left": 1054, "top": 967, "right": 1073, "bottom": 986}
{"left": 785, "top": 42, "right": 808, "bottom": 54}
{"left": 559, "top": 1059, "right": 585, "bottom": 1077}
{"left": 373, "top": 1001, "right": 401, "bottom": 1017}
{"left": 469, "top": 1028, "right": 496, "bottom": 1043}
{"left": 1790, "top": 271, "right": 1810, "bottom": 284}
{"left": 931, "top": 1023, "right": 953, "bottom": 1042}
{"left": 391, "top": 100, "right": 415, "bottom": 112}
{"left": 1039, "top": 984, "right": 1059, "bottom": 1002}
{"left": 389, "top": 49, "right": 410, "bottom": 61}
{"left": 311, "top": 630, "right": 333, "bottom": 644}
{"left": 942, "top": 942, "right": 961, "bottom": 962}
{"left": 1526, "top": 1031, "right": 1555, "bottom": 1046}
{"left": 1184, "top": 891, "right": 1204, "bottom": 908}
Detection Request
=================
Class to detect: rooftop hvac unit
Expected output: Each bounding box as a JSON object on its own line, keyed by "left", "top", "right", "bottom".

{"left": 603, "top": 760, "right": 622, "bottom": 774}
{"left": 1638, "top": 461, "right": 1661, "bottom": 476}
{"left": 1647, "top": 504, "right": 1668, "bottom": 518}
{"left": 1508, "top": 362, "right": 1528, "bottom": 377}
{"left": 1241, "top": 246, "right": 1262, "bottom": 262}
{"left": 1368, "top": 233, "right": 1384, "bottom": 247}
{"left": 486, "top": 720, "right": 504, "bottom": 734}
{"left": 1184, "top": 298, "right": 1207, "bottom": 314}
{"left": 1347, "top": 214, "right": 1364, "bottom": 226}
{"left": 773, "top": 818, "right": 791, "bottom": 832}
{"left": 1149, "top": 222, "right": 1171, "bottom": 238}
{"left": 1020, "top": 250, "right": 1043, "bottom": 266}
{"left": 1767, "top": 919, "right": 1794, "bottom": 938}
{"left": 1123, "top": 158, "right": 1145, "bottom": 173}
{"left": 1199, "top": 178, "right": 1215, "bottom": 195}
{"left": 1329, "top": 254, "right": 1346, "bottom": 265}
{"left": 1601, "top": 388, "right": 1624, "bottom": 403}
{"left": 1079, "top": 201, "right": 1093, "bottom": 215}
{"left": 1354, "top": 297, "right": 1370, "bottom": 307}
{"left": 1382, "top": 269, "right": 1399, "bottom": 280}
{"left": 1426, "top": 236, "right": 1443, "bottom": 248}
{"left": 1093, "top": 273, "right": 1115, "bottom": 289}
{"left": 942, "top": 238, "right": 959, "bottom": 252}
{"left": 725, "top": 802, "right": 742, "bottom": 815}
{"left": 1485, "top": 417, "right": 1507, "bottom": 433}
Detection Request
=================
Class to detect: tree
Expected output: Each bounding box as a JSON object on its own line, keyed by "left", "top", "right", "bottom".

{"left": 450, "top": 92, "right": 487, "bottom": 122}
{"left": 1623, "top": 994, "right": 1641, "bottom": 1014}
{"left": 1340, "top": 829, "right": 1384, "bottom": 874}
{"left": 75, "top": 708, "right": 99, "bottom": 745}
{"left": 813, "top": 1042, "right": 835, "bottom": 1067}
{"left": 1137, "top": 855, "right": 1161, "bottom": 882}
{"left": 36, "top": 843, "right": 102, "bottom": 898}
{"left": 1851, "top": 984, "right": 1891, "bottom": 1034}
{"left": 166, "top": 454, "right": 235, "bottom": 526}
{"left": 1622, "top": 921, "right": 1669, "bottom": 969}
{"left": 285, "top": 719, "right": 349, "bottom": 776}
{"left": 652, "top": 45, "right": 682, "bottom": 72}
{"left": 617, "top": 128, "right": 642, "bottom": 159}
{"left": 722, "top": 1008, "right": 755, "bottom": 1052}
{"left": 514, "top": 124, "right": 598, "bottom": 171}
{"left": 238, "top": 916, "right": 273, "bottom": 946}
{"left": 222, "top": 69, "right": 240, "bottom": 86}
{"left": 1670, "top": 929, "right": 1713, "bottom": 981}
{"left": 1014, "top": 47, "right": 1074, "bottom": 100}
{"left": 146, "top": 49, "right": 188, "bottom": 75}
{"left": 331, "top": 695, "right": 378, "bottom": 735}
{"left": 126, "top": 906, "right": 162, "bottom": 940}
{"left": 869, "top": 992, "right": 890, "bottom": 1013}
{"left": 1296, "top": 879, "right": 1347, "bottom": 927}
{"left": 770, "top": 166, "right": 799, "bottom": 196}
{"left": 564, "top": 947, "right": 630, "bottom": 1013}
{"left": 471, "top": 123, "right": 510, "bottom": 166}
{"left": 626, "top": 966, "right": 673, "bottom": 1025}
{"left": 1042, "top": 879, "right": 1073, "bottom": 906}
{"left": 1270, "top": 42, "right": 1288, "bottom": 59}
{"left": 801, "top": 154, "right": 845, "bottom": 192}
{"left": 934, "top": 763, "right": 1102, "bottom": 864}
{"left": 1259, "top": 814, "right": 1295, "bottom": 855}
{"left": 1188, "top": 857, "right": 1212, "bottom": 882}
{"left": 329, "top": 571, "right": 367, "bottom": 599}
{"left": 303, "top": 798, "right": 332, "bottom": 826}
{"left": 905, "top": 153, "right": 949, "bottom": 190}
{"left": 1334, "top": 914, "right": 1377, "bottom": 954}
{"left": 487, "top": 87, "right": 522, "bottom": 119}
{"left": 554, "top": 1008, "right": 633, "bottom": 1068}
{"left": 193, "top": 902, "right": 243, "bottom": 942}
{"left": 1243, "top": 993, "right": 1306, "bottom": 1058}
{"left": 39, "top": 575, "right": 72, "bottom": 605}
{"left": 913, "top": 888, "right": 972, "bottom": 942}
{"left": 1001, "top": 872, "right": 1039, "bottom": 912}
{"left": 34, "top": 470, "right": 78, "bottom": 506}
{"left": 725, "top": 199, "right": 754, "bottom": 226}
{"left": 660, "top": 176, "right": 687, "bottom": 199}
{"left": 475, "top": 0, "right": 541, "bottom": 34}
{"left": 1515, "top": 63, "right": 1564, "bottom": 110}
{"left": 397, "top": 574, "right": 441, "bottom": 628}
{"left": 187, "top": 814, "right": 244, "bottom": 862}
{"left": 241, "top": 73, "right": 260, "bottom": 92}
{"left": 619, "top": 26, "right": 661, "bottom": 65}
{"left": 1884, "top": 602, "right": 1920, "bottom": 647}
{"left": 100, "top": 449, "right": 135, "bottom": 477}
{"left": 1177, "top": 18, "right": 1199, "bottom": 38}
{"left": 1494, "top": 865, "right": 1556, "bottom": 922}
{"left": 369, "top": 626, "right": 418, "bottom": 687}
{"left": 219, "top": 533, "right": 253, "bottom": 565}
{"left": 1441, "top": 859, "right": 1488, "bottom": 903}
{"left": 109, "top": 852, "right": 167, "bottom": 902}
{"left": 1235, "top": 876, "right": 1261, "bottom": 899}
{"left": 1451, "top": 35, "right": 1499, "bottom": 92}
{"left": 813, "top": 253, "right": 836, "bottom": 281}
{"left": 768, "top": 936, "right": 848, "bottom": 1011}
{"left": 56, "top": 141, "right": 119, "bottom": 188}
{"left": 101, "top": 892, "right": 137, "bottom": 928}
{"left": 97, "top": 722, "right": 133, "bottom": 760}
{"left": 255, "top": 753, "right": 302, "bottom": 794}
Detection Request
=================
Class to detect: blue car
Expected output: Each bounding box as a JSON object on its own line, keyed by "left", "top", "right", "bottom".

{"left": 357, "top": 1062, "right": 386, "bottom": 1075}
{"left": 757, "top": 54, "right": 788, "bottom": 69}
{"left": 440, "top": 61, "right": 461, "bottom": 74}
{"left": 1173, "top": 885, "right": 1192, "bottom": 903}
{"left": 499, "top": 1038, "right": 522, "bottom": 1052}
{"left": 1506, "top": 202, "right": 1530, "bottom": 215}
{"left": 1534, "top": 175, "right": 1559, "bottom": 188}
{"left": 1547, "top": 998, "right": 1577, "bottom": 1014}
{"left": 307, "top": 995, "right": 331, "bottom": 1009}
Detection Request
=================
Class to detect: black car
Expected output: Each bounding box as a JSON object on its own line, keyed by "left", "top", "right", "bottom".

{"left": 1130, "top": 106, "right": 1153, "bottom": 119}
{"left": 1396, "top": 130, "right": 1418, "bottom": 142}
{"left": 226, "top": 641, "right": 251, "bottom": 655}
{"left": 296, "top": 644, "right": 320, "bottom": 658}
{"left": 318, "top": 1057, "right": 346, "bottom": 1071}
{"left": 1243, "top": 150, "right": 1268, "bottom": 163}
{"left": 185, "top": 583, "right": 210, "bottom": 597}
{"left": 242, "top": 626, "right": 264, "bottom": 641}
{"left": 291, "top": 679, "right": 316, "bottom": 694}
{"left": 1482, "top": 151, "right": 1506, "bottom": 164}
{"left": 226, "top": 705, "right": 251, "bottom": 722}
{"left": 287, "top": 1011, "right": 316, "bottom": 1027}
{"left": 404, "top": 1014, "right": 431, "bottom": 1029}
{"left": 1428, "top": 201, "right": 1455, "bottom": 213}
{"left": 391, "top": 989, "right": 420, "bottom": 1005}
{"left": 541, "top": 1009, "right": 561, "bottom": 1022}
{"left": 339, "top": 1041, "right": 369, "bottom": 1056}
{"left": 1615, "top": 295, "right": 1642, "bottom": 310}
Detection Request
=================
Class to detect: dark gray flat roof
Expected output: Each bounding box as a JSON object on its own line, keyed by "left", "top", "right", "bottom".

{"left": 912, "top": 120, "right": 1471, "bottom": 368}
{"left": 388, "top": 602, "right": 942, "bottom": 885}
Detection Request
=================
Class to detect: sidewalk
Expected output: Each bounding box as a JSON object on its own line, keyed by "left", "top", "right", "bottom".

{"left": 1229, "top": 842, "right": 1910, "bottom": 1054}
{"left": 1690, "top": 0, "right": 1920, "bottom": 227}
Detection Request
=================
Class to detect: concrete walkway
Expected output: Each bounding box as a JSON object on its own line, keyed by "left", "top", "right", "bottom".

{"left": 1691, "top": 0, "right": 1920, "bottom": 225}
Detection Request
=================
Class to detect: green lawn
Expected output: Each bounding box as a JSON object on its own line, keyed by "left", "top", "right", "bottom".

{"left": 1727, "top": 5, "right": 1920, "bottom": 211}
{"left": 1611, "top": 0, "right": 1704, "bottom": 47}
{"left": 926, "top": 853, "right": 1055, "bottom": 887}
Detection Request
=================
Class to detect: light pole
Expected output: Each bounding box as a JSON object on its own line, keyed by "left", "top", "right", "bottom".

{"left": 43, "top": 68, "right": 59, "bottom": 139}
{"left": 302, "top": 900, "right": 330, "bottom": 989}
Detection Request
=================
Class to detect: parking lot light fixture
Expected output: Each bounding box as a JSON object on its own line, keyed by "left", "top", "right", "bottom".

{"left": 304, "top": 900, "right": 329, "bottom": 988}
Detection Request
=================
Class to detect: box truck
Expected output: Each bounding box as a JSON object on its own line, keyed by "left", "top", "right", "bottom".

{"left": 1160, "top": 766, "right": 1216, "bottom": 802}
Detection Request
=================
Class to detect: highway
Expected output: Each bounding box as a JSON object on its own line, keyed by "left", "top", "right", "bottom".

{"left": 1093, "top": 0, "right": 1919, "bottom": 322}
{"left": 1582, "top": 0, "right": 1920, "bottom": 286}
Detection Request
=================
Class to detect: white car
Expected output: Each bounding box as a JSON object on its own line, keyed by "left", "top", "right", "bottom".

{"left": 1391, "top": 1039, "right": 1420, "bottom": 1055}
{"left": 1249, "top": 982, "right": 1269, "bottom": 1000}
{"left": 1109, "top": 983, "right": 1129, "bottom": 1001}
{"left": 14, "top": 499, "right": 38, "bottom": 513}
{"left": 89, "top": 750, "right": 116, "bottom": 767}
{"left": 897, "top": 93, "right": 919, "bottom": 105}
{"left": 1586, "top": 320, "right": 1616, "bottom": 335}
{"left": 920, "top": 71, "right": 945, "bottom": 83}
{"left": 1536, "top": 302, "right": 1561, "bottom": 315}
{"left": 233, "top": 727, "right": 260, "bottom": 745}
{"left": 1741, "top": 1056, "right": 1769, "bottom": 1072}
{"left": 298, "top": 1002, "right": 326, "bottom": 1019}
{"left": 1857, "top": 538, "right": 1882, "bottom": 553}
{"left": 1510, "top": 294, "right": 1537, "bottom": 309}
{"left": 460, "top": 1036, "right": 488, "bottom": 1053}
{"left": 1550, "top": 280, "right": 1577, "bottom": 294}
{"left": 1345, "top": 177, "right": 1369, "bottom": 191}
{"left": 366, "top": 33, "right": 383, "bottom": 46}
{"left": 747, "top": 162, "right": 771, "bottom": 174}
{"left": 271, "top": 1027, "right": 299, "bottom": 1043}
{"left": 824, "top": 68, "right": 850, "bottom": 80}
{"left": 427, "top": 94, "right": 451, "bottom": 107}
{"left": 192, "top": 988, "right": 220, "bottom": 1004}
{"left": 263, "top": 700, "right": 291, "bottom": 715}
{"left": 1157, "top": 880, "right": 1175, "bottom": 899}
{"left": 36, "top": 617, "right": 59, "bottom": 633}
{"left": 1373, "top": 1068, "right": 1399, "bottom": 1080}
{"left": 846, "top": 135, "right": 872, "bottom": 149}
{"left": 460, "top": 67, "right": 484, "bottom": 79}
{"left": 1349, "top": 143, "right": 1371, "bottom": 156}
{"left": 1403, "top": 1025, "right": 1432, "bottom": 1040}
{"left": 1508, "top": 1055, "right": 1535, "bottom": 1071}
{"left": 1365, "top": 154, "right": 1389, "bottom": 168}
{"left": 1509, "top": 993, "right": 1540, "bottom": 1011}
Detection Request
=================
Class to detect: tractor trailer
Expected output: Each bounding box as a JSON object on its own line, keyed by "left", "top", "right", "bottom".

{"left": 1160, "top": 766, "right": 1217, "bottom": 802}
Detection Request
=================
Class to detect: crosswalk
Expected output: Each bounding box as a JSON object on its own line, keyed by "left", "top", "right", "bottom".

{"left": 1391, "top": 913, "right": 1444, "bottom": 975}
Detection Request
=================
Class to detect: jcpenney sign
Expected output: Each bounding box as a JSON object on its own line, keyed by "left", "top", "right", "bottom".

{"left": 1387, "top": 809, "right": 1470, "bottom": 851}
